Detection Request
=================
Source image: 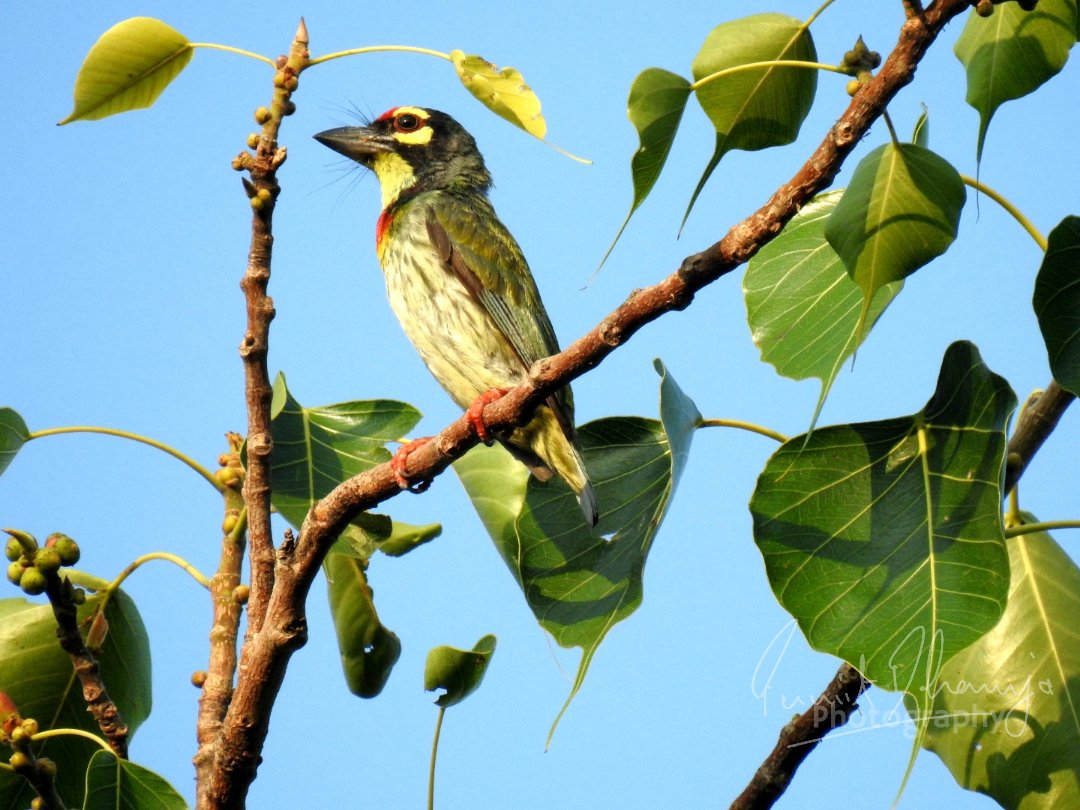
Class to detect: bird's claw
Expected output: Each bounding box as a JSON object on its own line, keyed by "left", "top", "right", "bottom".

{"left": 467, "top": 388, "right": 510, "bottom": 445}
{"left": 390, "top": 437, "right": 434, "bottom": 493}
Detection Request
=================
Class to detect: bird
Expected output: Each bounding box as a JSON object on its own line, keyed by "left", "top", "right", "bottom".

{"left": 314, "top": 106, "right": 598, "bottom": 526}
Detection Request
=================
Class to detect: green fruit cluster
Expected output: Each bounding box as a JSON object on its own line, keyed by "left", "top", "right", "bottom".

{"left": 3, "top": 531, "right": 81, "bottom": 596}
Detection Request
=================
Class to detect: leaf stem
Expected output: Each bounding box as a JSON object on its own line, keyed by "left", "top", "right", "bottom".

{"left": 32, "top": 727, "right": 114, "bottom": 753}
{"left": 882, "top": 110, "right": 900, "bottom": 147}
{"left": 307, "top": 45, "right": 451, "bottom": 67}
{"left": 27, "top": 426, "right": 222, "bottom": 492}
{"left": 697, "top": 418, "right": 787, "bottom": 443}
{"left": 190, "top": 43, "right": 277, "bottom": 67}
{"left": 960, "top": 175, "right": 1048, "bottom": 251}
{"left": 689, "top": 60, "right": 849, "bottom": 92}
{"left": 1005, "top": 519, "right": 1080, "bottom": 538}
{"left": 428, "top": 706, "right": 446, "bottom": 810}
{"left": 107, "top": 551, "right": 213, "bottom": 595}
{"left": 804, "top": 0, "right": 840, "bottom": 28}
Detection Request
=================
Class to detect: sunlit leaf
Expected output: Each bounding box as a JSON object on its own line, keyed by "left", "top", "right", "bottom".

{"left": 324, "top": 551, "right": 401, "bottom": 698}
{"left": 59, "top": 17, "right": 193, "bottom": 124}
{"left": 83, "top": 750, "right": 186, "bottom": 810}
{"left": 752, "top": 341, "right": 1015, "bottom": 697}
{"left": 424, "top": 635, "right": 497, "bottom": 708}
{"left": 455, "top": 359, "right": 700, "bottom": 742}
{"left": 0, "top": 574, "right": 151, "bottom": 808}
{"left": 921, "top": 514, "right": 1080, "bottom": 809}
{"left": 0, "top": 408, "right": 29, "bottom": 480}
{"left": 744, "top": 191, "right": 902, "bottom": 428}
{"left": 451, "top": 50, "right": 545, "bottom": 138}
{"left": 825, "top": 143, "right": 965, "bottom": 340}
{"left": 685, "top": 13, "right": 817, "bottom": 226}
{"left": 954, "top": 0, "right": 1077, "bottom": 160}
{"left": 1033, "top": 216, "right": 1080, "bottom": 396}
{"left": 602, "top": 68, "right": 692, "bottom": 263}
{"left": 265, "top": 373, "right": 422, "bottom": 529}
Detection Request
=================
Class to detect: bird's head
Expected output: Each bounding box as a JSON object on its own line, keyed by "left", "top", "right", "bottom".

{"left": 314, "top": 106, "right": 492, "bottom": 208}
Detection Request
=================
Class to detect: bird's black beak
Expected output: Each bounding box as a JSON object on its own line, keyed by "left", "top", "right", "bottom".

{"left": 313, "top": 126, "right": 394, "bottom": 165}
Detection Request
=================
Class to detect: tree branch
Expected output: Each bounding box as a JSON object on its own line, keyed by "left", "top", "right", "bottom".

{"left": 731, "top": 663, "right": 870, "bottom": 810}
{"left": 205, "top": 2, "right": 977, "bottom": 806}
{"left": 1005, "top": 380, "right": 1075, "bottom": 493}
{"left": 197, "top": 20, "right": 309, "bottom": 810}
{"left": 193, "top": 435, "right": 247, "bottom": 794}
{"left": 46, "top": 575, "right": 127, "bottom": 757}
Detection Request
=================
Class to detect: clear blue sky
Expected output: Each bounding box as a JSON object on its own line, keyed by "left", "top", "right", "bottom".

{"left": 4, "top": 2, "right": 1078, "bottom": 807}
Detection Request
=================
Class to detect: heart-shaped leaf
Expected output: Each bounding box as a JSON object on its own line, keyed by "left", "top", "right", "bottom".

{"left": 685, "top": 12, "right": 817, "bottom": 226}
{"left": 1033, "top": 216, "right": 1080, "bottom": 396}
{"left": 59, "top": 17, "right": 193, "bottom": 124}
{"left": 266, "top": 373, "right": 422, "bottom": 529}
{"left": 752, "top": 341, "right": 1015, "bottom": 696}
{"left": 919, "top": 513, "right": 1080, "bottom": 809}
{"left": 424, "top": 635, "right": 497, "bottom": 709}
{"left": 825, "top": 143, "right": 965, "bottom": 339}
{"left": 954, "top": 0, "right": 1077, "bottom": 160}
{"left": 602, "top": 68, "right": 692, "bottom": 264}
{"left": 455, "top": 359, "right": 700, "bottom": 742}
{"left": 0, "top": 408, "right": 29, "bottom": 480}
{"left": 744, "top": 191, "right": 903, "bottom": 427}
{"left": 83, "top": 750, "right": 186, "bottom": 810}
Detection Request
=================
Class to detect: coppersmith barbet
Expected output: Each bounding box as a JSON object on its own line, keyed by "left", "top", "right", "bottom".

{"left": 314, "top": 106, "right": 597, "bottom": 525}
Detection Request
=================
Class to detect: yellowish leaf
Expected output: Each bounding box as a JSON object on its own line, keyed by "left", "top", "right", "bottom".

{"left": 450, "top": 49, "right": 546, "bottom": 138}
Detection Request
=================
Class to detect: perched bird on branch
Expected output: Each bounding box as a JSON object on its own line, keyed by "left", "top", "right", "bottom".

{"left": 315, "top": 106, "right": 597, "bottom": 525}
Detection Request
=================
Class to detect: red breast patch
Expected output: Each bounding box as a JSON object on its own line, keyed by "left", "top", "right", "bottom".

{"left": 376, "top": 208, "right": 393, "bottom": 253}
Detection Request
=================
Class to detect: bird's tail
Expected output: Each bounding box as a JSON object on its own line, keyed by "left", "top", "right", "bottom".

{"left": 505, "top": 408, "right": 598, "bottom": 527}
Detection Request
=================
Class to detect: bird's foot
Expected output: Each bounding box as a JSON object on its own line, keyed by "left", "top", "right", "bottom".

{"left": 466, "top": 389, "right": 510, "bottom": 445}
{"left": 390, "top": 436, "right": 434, "bottom": 493}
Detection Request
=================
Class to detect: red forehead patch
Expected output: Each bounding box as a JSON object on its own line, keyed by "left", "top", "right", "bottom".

{"left": 376, "top": 107, "right": 399, "bottom": 122}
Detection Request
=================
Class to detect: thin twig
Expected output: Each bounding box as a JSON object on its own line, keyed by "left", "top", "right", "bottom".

{"left": 193, "top": 434, "right": 248, "bottom": 794}
{"left": 46, "top": 575, "right": 128, "bottom": 757}
{"left": 203, "top": 3, "right": 976, "bottom": 808}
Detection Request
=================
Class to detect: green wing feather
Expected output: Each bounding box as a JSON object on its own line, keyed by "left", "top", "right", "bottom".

{"left": 424, "top": 193, "right": 576, "bottom": 421}
{"left": 426, "top": 193, "right": 560, "bottom": 361}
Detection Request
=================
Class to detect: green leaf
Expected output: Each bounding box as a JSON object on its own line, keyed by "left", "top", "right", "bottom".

{"left": 454, "top": 359, "right": 700, "bottom": 742}
{"left": 0, "top": 576, "right": 151, "bottom": 809}
{"left": 921, "top": 514, "right": 1080, "bottom": 809}
{"left": 377, "top": 520, "right": 443, "bottom": 558}
{"left": 424, "top": 635, "right": 497, "bottom": 709}
{"left": 266, "top": 373, "right": 422, "bottom": 529}
{"left": 744, "top": 191, "right": 903, "bottom": 427}
{"left": 954, "top": 0, "right": 1077, "bottom": 160}
{"left": 912, "top": 106, "right": 930, "bottom": 148}
{"left": 751, "top": 341, "right": 1015, "bottom": 696}
{"left": 825, "top": 143, "right": 965, "bottom": 339}
{"left": 1033, "top": 216, "right": 1080, "bottom": 396}
{"left": 601, "top": 68, "right": 692, "bottom": 266}
{"left": 59, "top": 17, "right": 193, "bottom": 124}
{"left": 685, "top": 13, "right": 817, "bottom": 226}
{"left": 83, "top": 750, "right": 187, "bottom": 810}
{"left": 0, "top": 408, "right": 29, "bottom": 480}
{"left": 324, "top": 551, "right": 401, "bottom": 698}
{"left": 451, "top": 50, "right": 545, "bottom": 138}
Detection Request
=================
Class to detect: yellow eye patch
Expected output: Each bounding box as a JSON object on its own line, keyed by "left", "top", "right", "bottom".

{"left": 381, "top": 105, "right": 434, "bottom": 146}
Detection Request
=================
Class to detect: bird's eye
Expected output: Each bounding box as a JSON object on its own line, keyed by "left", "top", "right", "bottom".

{"left": 394, "top": 113, "right": 422, "bottom": 133}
